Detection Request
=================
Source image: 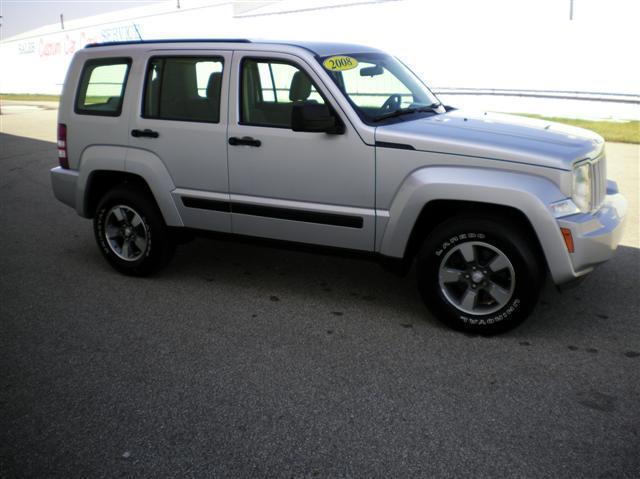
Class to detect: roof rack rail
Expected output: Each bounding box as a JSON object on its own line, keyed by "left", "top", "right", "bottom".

{"left": 86, "top": 39, "right": 251, "bottom": 48}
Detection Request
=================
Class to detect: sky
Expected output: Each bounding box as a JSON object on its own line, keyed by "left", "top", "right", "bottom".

{"left": 0, "top": 0, "right": 162, "bottom": 39}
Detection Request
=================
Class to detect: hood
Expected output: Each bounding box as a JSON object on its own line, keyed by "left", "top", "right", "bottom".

{"left": 375, "top": 110, "right": 604, "bottom": 170}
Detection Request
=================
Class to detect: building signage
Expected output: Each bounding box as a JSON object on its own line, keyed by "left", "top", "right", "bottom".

{"left": 15, "top": 23, "right": 142, "bottom": 58}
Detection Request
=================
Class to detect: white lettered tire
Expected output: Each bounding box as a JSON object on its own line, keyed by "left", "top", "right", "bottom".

{"left": 94, "top": 186, "right": 174, "bottom": 276}
{"left": 417, "top": 216, "right": 544, "bottom": 334}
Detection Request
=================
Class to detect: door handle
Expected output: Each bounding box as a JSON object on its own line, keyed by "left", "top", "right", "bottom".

{"left": 229, "top": 136, "right": 261, "bottom": 147}
{"left": 131, "top": 129, "right": 159, "bottom": 138}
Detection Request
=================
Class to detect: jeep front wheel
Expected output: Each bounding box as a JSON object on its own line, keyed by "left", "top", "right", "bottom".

{"left": 416, "top": 216, "right": 544, "bottom": 334}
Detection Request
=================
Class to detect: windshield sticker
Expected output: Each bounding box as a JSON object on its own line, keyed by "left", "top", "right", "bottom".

{"left": 323, "top": 56, "right": 359, "bottom": 72}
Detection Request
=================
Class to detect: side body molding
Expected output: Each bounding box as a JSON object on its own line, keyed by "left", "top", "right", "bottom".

{"left": 377, "top": 167, "right": 577, "bottom": 284}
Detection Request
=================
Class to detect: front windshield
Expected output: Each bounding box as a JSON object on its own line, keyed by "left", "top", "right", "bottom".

{"left": 319, "top": 52, "right": 441, "bottom": 123}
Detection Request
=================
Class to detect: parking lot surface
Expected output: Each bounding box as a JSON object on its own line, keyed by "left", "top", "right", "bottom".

{"left": 1, "top": 108, "right": 639, "bottom": 478}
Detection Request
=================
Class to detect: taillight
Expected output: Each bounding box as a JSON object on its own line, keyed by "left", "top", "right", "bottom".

{"left": 57, "top": 123, "right": 69, "bottom": 169}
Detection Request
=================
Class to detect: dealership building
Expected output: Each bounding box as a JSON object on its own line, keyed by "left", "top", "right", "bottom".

{"left": 1, "top": 0, "right": 638, "bottom": 119}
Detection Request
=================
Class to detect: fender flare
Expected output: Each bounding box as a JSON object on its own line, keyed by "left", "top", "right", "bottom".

{"left": 125, "top": 148, "right": 183, "bottom": 227}
{"left": 378, "top": 166, "right": 576, "bottom": 284}
{"left": 76, "top": 145, "right": 126, "bottom": 217}
{"left": 77, "top": 145, "right": 183, "bottom": 227}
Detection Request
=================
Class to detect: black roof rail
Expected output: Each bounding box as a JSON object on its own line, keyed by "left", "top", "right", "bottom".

{"left": 85, "top": 39, "right": 251, "bottom": 48}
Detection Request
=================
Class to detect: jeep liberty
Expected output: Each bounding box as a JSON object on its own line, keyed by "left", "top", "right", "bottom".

{"left": 50, "top": 39, "right": 627, "bottom": 333}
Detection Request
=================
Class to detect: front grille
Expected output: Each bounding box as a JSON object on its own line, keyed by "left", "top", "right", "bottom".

{"left": 591, "top": 155, "right": 607, "bottom": 210}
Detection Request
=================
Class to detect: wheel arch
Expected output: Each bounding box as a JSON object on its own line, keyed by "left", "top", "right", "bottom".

{"left": 404, "top": 200, "right": 547, "bottom": 272}
{"left": 77, "top": 146, "right": 183, "bottom": 227}
{"left": 84, "top": 171, "right": 154, "bottom": 218}
{"left": 377, "top": 166, "right": 575, "bottom": 283}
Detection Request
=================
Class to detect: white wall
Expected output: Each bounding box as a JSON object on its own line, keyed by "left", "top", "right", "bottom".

{"left": 1, "top": 0, "right": 639, "bottom": 97}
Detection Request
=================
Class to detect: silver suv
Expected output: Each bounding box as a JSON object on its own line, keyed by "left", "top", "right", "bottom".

{"left": 50, "top": 39, "right": 627, "bottom": 334}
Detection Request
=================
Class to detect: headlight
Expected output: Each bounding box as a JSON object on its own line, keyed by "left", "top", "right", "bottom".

{"left": 572, "top": 162, "right": 592, "bottom": 213}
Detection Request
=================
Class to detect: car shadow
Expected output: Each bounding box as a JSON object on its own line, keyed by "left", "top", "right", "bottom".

{"left": 163, "top": 235, "right": 640, "bottom": 336}
{"left": 0, "top": 132, "right": 56, "bottom": 159}
{"left": 167, "top": 235, "right": 437, "bottom": 325}
{"left": 517, "top": 243, "right": 639, "bottom": 338}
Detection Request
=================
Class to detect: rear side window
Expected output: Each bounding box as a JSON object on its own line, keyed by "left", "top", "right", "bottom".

{"left": 143, "top": 56, "right": 224, "bottom": 123}
{"left": 75, "top": 58, "right": 131, "bottom": 116}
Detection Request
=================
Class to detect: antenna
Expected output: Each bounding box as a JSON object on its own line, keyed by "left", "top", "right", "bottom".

{"left": 569, "top": 0, "right": 574, "bottom": 20}
{"left": 133, "top": 23, "right": 143, "bottom": 41}
{"left": 60, "top": 13, "right": 65, "bottom": 30}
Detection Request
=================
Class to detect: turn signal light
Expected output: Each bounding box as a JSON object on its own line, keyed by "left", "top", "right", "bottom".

{"left": 57, "top": 123, "right": 69, "bottom": 169}
{"left": 561, "top": 227, "right": 575, "bottom": 253}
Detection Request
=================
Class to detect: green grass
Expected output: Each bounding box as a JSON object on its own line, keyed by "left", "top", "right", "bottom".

{"left": 1, "top": 92, "right": 638, "bottom": 144}
{"left": 516, "top": 114, "right": 640, "bottom": 144}
{"left": 83, "top": 96, "right": 112, "bottom": 105}
{"left": 1, "top": 93, "right": 60, "bottom": 102}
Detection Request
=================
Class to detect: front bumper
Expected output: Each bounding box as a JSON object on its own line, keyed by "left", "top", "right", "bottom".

{"left": 557, "top": 181, "right": 628, "bottom": 280}
{"left": 50, "top": 166, "right": 78, "bottom": 210}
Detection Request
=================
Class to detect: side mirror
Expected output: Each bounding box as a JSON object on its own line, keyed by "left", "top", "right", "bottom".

{"left": 291, "top": 103, "right": 343, "bottom": 134}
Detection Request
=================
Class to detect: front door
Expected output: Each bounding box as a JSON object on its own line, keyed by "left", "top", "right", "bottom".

{"left": 227, "top": 51, "right": 375, "bottom": 251}
{"left": 129, "top": 49, "right": 232, "bottom": 232}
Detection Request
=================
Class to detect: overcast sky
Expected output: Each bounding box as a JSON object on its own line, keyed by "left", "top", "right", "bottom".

{"left": 0, "top": 1, "right": 162, "bottom": 39}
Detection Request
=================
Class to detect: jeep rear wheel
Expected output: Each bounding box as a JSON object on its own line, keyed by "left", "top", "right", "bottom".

{"left": 94, "top": 186, "right": 174, "bottom": 276}
{"left": 417, "top": 216, "right": 544, "bottom": 334}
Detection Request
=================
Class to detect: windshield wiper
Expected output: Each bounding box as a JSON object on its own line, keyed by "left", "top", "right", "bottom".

{"left": 414, "top": 102, "right": 442, "bottom": 113}
{"left": 371, "top": 102, "right": 442, "bottom": 123}
{"left": 371, "top": 107, "right": 418, "bottom": 122}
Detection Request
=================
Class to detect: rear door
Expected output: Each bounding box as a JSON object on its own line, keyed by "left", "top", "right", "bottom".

{"left": 129, "top": 49, "right": 232, "bottom": 232}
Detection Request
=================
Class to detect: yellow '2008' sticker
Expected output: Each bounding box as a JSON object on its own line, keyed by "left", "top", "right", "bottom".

{"left": 323, "top": 56, "right": 359, "bottom": 72}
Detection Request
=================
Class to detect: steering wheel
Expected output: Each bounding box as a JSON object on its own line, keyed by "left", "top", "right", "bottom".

{"left": 379, "top": 94, "right": 402, "bottom": 113}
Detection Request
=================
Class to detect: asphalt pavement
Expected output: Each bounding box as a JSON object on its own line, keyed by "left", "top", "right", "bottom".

{"left": 1, "top": 109, "right": 639, "bottom": 478}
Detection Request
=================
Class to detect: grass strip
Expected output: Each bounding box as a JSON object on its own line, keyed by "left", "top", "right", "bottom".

{"left": 516, "top": 114, "right": 639, "bottom": 144}
{"left": 2, "top": 93, "right": 638, "bottom": 143}
{"left": 1, "top": 93, "right": 61, "bottom": 102}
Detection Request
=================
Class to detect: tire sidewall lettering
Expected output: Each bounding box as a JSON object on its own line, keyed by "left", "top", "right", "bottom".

{"left": 96, "top": 207, "right": 111, "bottom": 256}
{"left": 435, "top": 233, "right": 486, "bottom": 257}
{"left": 460, "top": 298, "right": 521, "bottom": 325}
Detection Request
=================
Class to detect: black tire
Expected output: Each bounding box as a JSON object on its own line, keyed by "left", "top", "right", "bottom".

{"left": 93, "top": 185, "right": 174, "bottom": 276}
{"left": 416, "top": 216, "right": 544, "bottom": 334}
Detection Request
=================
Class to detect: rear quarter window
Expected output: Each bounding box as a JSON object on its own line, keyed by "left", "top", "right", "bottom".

{"left": 75, "top": 58, "right": 131, "bottom": 116}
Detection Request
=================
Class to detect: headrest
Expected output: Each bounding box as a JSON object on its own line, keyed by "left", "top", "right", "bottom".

{"left": 289, "top": 71, "right": 312, "bottom": 101}
{"left": 206, "top": 72, "right": 223, "bottom": 99}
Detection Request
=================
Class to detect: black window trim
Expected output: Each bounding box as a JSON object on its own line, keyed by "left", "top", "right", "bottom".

{"left": 74, "top": 57, "right": 132, "bottom": 117}
{"left": 140, "top": 54, "right": 226, "bottom": 125}
{"left": 238, "top": 56, "right": 342, "bottom": 131}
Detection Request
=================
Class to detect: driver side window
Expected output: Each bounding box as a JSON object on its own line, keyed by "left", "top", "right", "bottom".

{"left": 341, "top": 62, "right": 412, "bottom": 109}
{"left": 241, "top": 58, "right": 325, "bottom": 128}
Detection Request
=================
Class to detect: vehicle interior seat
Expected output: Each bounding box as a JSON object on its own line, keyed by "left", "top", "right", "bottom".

{"left": 202, "top": 71, "right": 222, "bottom": 122}
{"left": 289, "top": 71, "right": 315, "bottom": 103}
{"left": 160, "top": 60, "right": 192, "bottom": 119}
